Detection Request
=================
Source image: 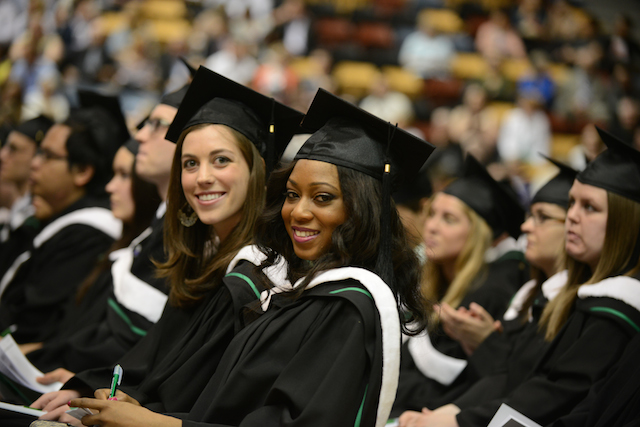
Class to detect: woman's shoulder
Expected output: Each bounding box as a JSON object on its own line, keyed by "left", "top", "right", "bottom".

{"left": 577, "top": 275, "right": 640, "bottom": 335}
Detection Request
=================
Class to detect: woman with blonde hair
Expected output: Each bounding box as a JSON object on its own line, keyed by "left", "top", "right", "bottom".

{"left": 396, "top": 157, "right": 577, "bottom": 417}
{"left": 393, "top": 155, "right": 527, "bottom": 415}
{"left": 399, "top": 128, "right": 640, "bottom": 427}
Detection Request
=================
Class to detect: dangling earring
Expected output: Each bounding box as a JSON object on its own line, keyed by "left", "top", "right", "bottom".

{"left": 178, "top": 204, "right": 198, "bottom": 227}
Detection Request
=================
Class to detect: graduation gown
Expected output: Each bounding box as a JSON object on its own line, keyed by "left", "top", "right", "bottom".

{"left": 392, "top": 256, "right": 527, "bottom": 415}
{"left": 550, "top": 331, "right": 640, "bottom": 427}
{"left": 455, "top": 275, "right": 640, "bottom": 427}
{"left": 171, "top": 267, "right": 401, "bottom": 427}
{"left": 0, "top": 193, "right": 40, "bottom": 281}
{"left": 64, "top": 245, "right": 282, "bottom": 414}
{"left": 26, "top": 205, "right": 168, "bottom": 373}
{"left": 0, "top": 196, "right": 121, "bottom": 343}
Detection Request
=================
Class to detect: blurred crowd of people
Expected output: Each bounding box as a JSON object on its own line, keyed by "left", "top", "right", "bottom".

{"left": 0, "top": 0, "right": 639, "bottom": 206}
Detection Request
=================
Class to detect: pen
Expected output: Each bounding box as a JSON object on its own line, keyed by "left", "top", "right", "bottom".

{"left": 0, "top": 324, "right": 17, "bottom": 337}
{"left": 108, "top": 364, "right": 123, "bottom": 399}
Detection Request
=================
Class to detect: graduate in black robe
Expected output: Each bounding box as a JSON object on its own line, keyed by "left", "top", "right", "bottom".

{"left": 0, "top": 104, "right": 125, "bottom": 344}
{"left": 68, "top": 88, "right": 435, "bottom": 426}
{"left": 25, "top": 139, "right": 162, "bottom": 374}
{"left": 393, "top": 155, "right": 528, "bottom": 415}
{"left": 398, "top": 127, "right": 640, "bottom": 427}
{"left": 31, "top": 67, "right": 304, "bottom": 423}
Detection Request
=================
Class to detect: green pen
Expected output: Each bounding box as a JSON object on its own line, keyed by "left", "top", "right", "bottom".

{"left": 108, "top": 364, "right": 123, "bottom": 399}
{"left": 0, "top": 324, "right": 17, "bottom": 337}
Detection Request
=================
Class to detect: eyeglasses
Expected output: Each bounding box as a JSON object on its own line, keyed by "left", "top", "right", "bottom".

{"left": 141, "top": 117, "right": 172, "bottom": 133}
{"left": 525, "top": 211, "right": 565, "bottom": 226}
{"left": 34, "top": 147, "right": 68, "bottom": 162}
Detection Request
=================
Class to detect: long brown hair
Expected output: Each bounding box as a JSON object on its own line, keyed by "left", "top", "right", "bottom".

{"left": 422, "top": 199, "right": 492, "bottom": 325}
{"left": 157, "top": 124, "right": 266, "bottom": 307}
{"left": 539, "top": 192, "right": 640, "bottom": 340}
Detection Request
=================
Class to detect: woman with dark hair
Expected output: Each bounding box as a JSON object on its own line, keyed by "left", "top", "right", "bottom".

{"left": 67, "top": 140, "right": 162, "bottom": 323}
{"left": 66, "top": 88, "right": 434, "bottom": 426}
{"left": 398, "top": 128, "right": 640, "bottom": 427}
{"left": 30, "top": 67, "right": 303, "bottom": 424}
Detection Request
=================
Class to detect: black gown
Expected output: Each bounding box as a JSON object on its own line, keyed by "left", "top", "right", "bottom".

{"left": 170, "top": 267, "right": 402, "bottom": 427}
{"left": 0, "top": 196, "right": 120, "bottom": 344}
{"left": 64, "top": 246, "right": 280, "bottom": 414}
{"left": 26, "top": 206, "right": 169, "bottom": 374}
{"left": 550, "top": 331, "right": 640, "bottom": 427}
{"left": 0, "top": 194, "right": 40, "bottom": 282}
{"left": 392, "top": 255, "right": 528, "bottom": 415}
{"left": 455, "top": 275, "right": 640, "bottom": 426}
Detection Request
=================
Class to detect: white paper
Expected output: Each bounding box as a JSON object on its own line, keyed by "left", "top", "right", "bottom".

{"left": 0, "top": 401, "right": 45, "bottom": 417}
{"left": 487, "top": 403, "right": 543, "bottom": 427}
{"left": 0, "top": 334, "right": 63, "bottom": 393}
{"left": 66, "top": 407, "right": 95, "bottom": 420}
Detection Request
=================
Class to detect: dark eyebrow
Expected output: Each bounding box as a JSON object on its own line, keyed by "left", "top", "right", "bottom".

{"left": 181, "top": 148, "right": 234, "bottom": 159}
{"left": 287, "top": 178, "right": 340, "bottom": 192}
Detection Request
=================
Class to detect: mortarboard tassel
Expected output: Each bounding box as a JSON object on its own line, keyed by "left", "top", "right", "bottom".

{"left": 375, "top": 124, "right": 397, "bottom": 289}
{"left": 267, "top": 98, "right": 276, "bottom": 176}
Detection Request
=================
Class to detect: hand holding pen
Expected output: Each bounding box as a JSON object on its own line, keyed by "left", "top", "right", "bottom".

{"left": 108, "top": 364, "right": 123, "bottom": 400}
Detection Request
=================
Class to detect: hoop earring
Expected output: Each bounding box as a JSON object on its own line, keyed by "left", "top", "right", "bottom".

{"left": 178, "top": 204, "right": 198, "bottom": 227}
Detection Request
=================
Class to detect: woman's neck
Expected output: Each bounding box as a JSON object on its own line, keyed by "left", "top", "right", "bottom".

{"left": 441, "top": 260, "right": 456, "bottom": 285}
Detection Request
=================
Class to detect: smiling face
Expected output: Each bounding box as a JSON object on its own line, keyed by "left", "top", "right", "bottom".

{"left": 281, "top": 159, "right": 347, "bottom": 261}
{"left": 423, "top": 192, "right": 471, "bottom": 264}
{"left": 181, "top": 124, "right": 251, "bottom": 242}
{"left": 565, "top": 180, "right": 608, "bottom": 270}
{"left": 106, "top": 146, "right": 135, "bottom": 223}
{"left": 521, "top": 202, "right": 566, "bottom": 276}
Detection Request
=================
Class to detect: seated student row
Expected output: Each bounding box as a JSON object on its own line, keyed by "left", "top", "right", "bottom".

{"left": 22, "top": 68, "right": 433, "bottom": 427}
{"left": 397, "top": 128, "right": 640, "bottom": 426}
{"left": 5, "top": 68, "right": 640, "bottom": 426}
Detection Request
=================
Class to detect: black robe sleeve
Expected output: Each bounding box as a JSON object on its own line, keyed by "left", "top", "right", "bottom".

{"left": 0, "top": 223, "right": 114, "bottom": 343}
{"left": 65, "top": 260, "right": 266, "bottom": 414}
{"left": 456, "top": 297, "right": 640, "bottom": 427}
{"left": 27, "top": 221, "right": 167, "bottom": 373}
{"left": 392, "top": 258, "right": 527, "bottom": 414}
{"left": 550, "top": 332, "right": 640, "bottom": 427}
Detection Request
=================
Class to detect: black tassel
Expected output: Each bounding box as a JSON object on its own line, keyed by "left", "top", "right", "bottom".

{"left": 376, "top": 124, "right": 397, "bottom": 289}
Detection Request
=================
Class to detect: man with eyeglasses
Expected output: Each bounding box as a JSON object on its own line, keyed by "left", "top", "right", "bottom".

{"left": 0, "top": 104, "right": 125, "bottom": 346}
{"left": 0, "top": 116, "right": 53, "bottom": 280}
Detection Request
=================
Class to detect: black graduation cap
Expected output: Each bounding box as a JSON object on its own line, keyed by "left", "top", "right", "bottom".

{"left": 298, "top": 88, "right": 435, "bottom": 186}
{"left": 160, "top": 84, "right": 190, "bottom": 110}
{"left": 577, "top": 127, "right": 640, "bottom": 204}
{"left": 165, "top": 66, "right": 304, "bottom": 170}
{"left": 298, "top": 88, "right": 435, "bottom": 287}
{"left": 393, "top": 164, "right": 433, "bottom": 207}
{"left": 78, "top": 90, "right": 130, "bottom": 144}
{"left": 13, "top": 115, "right": 54, "bottom": 146}
{"left": 444, "top": 155, "right": 525, "bottom": 239}
{"left": 531, "top": 155, "right": 577, "bottom": 208}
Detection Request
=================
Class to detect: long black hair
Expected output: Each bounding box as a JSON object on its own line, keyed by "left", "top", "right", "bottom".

{"left": 255, "top": 160, "right": 430, "bottom": 335}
